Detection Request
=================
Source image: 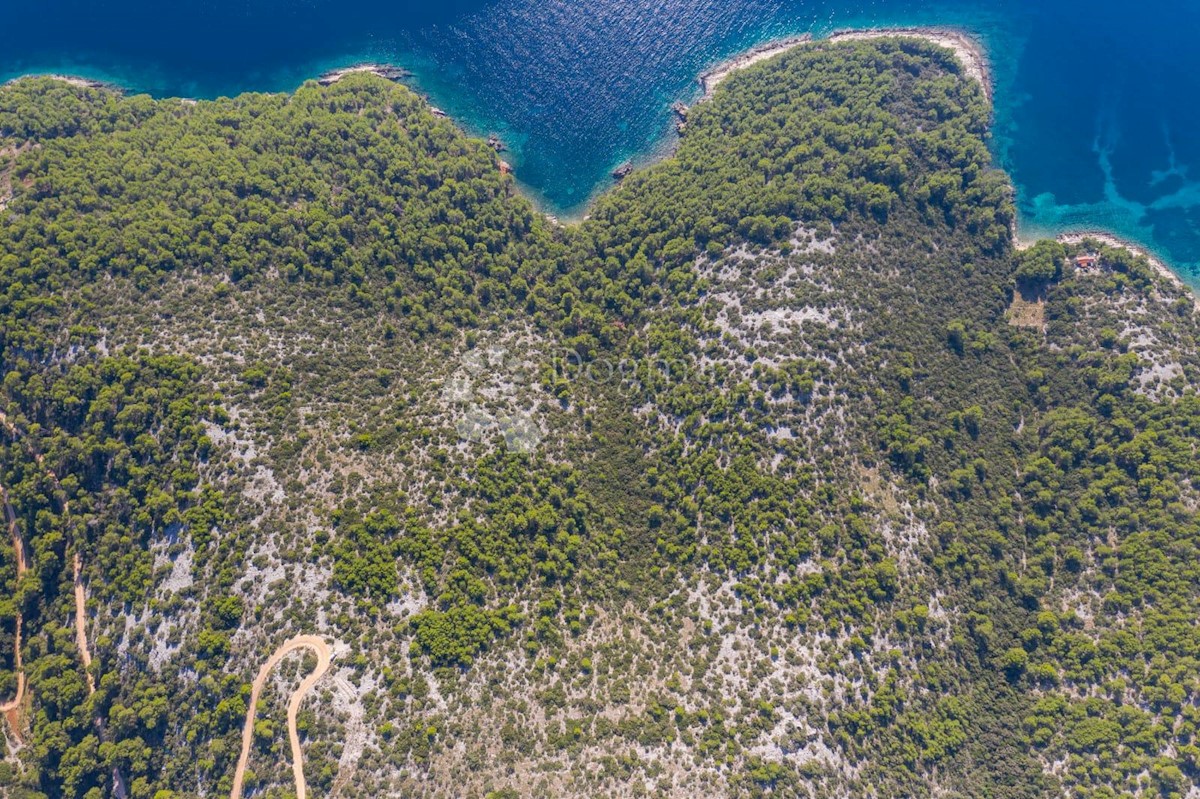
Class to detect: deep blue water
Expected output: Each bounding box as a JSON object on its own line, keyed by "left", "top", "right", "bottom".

{"left": 4, "top": 0, "right": 1200, "bottom": 284}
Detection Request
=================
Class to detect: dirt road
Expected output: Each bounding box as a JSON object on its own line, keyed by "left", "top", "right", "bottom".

{"left": 0, "top": 483, "right": 28, "bottom": 741}
{"left": 229, "top": 635, "right": 333, "bottom": 799}
{"left": 72, "top": 552, "right": 96, "bottom": 695}
{"left": 0, "top": 411, "right": 125, "bottom": 792}
{"left": 56, "top": 477, "right": 123, "bottom": 794}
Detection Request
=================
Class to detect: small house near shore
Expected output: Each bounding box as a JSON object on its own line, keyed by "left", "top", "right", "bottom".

{"left": 1075, "top": 253, "right": 1100, "bottom": 271}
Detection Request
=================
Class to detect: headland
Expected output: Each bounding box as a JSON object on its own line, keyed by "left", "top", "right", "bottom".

{"left": 697, "top": 26, "right": 990, "bottom": 102}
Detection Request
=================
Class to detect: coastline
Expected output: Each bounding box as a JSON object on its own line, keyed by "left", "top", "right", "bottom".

{"left": 1031, "top": 229, "right": 1200, "bottom": 309}
{"left": 316, "top": 63, "right": 409, "bottom": 86}
{"left": 698, "top": 26, "right": 991, "bottom": 101}
{"left": 3, "top": 38, "right": 1193, "bottom": 302}
{"left": 826, "top": 27, "right": 991, "bottom": 102}
{"left": 693, "top": 26, "right": 1200, "bottom": 306}
{"left": 698, "top": 34, "right": 812, "bottom": 96}
{"left": 4, "top": 73, "right": 114, "bottom": 91}
{"left": 5, "top": 61, "right": 411, "bottom": 94}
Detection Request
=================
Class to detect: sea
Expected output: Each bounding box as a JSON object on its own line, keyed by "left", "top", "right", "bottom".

{"left": 3, "top": 0, "right": 1199, "bottom": 285}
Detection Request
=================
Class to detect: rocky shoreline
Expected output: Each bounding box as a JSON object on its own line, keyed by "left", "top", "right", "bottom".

{"left": 694, "top": 29, "right": 1200, "bottom": 302}
{"left": 697, "top": 26, "right": 991, "bottom": 102}
{"left": 698, "top": 34, "right": 813, "bottom": 96}
{"left": 1056, "top": 230, "right": 1199, "bottom": 309}
{"left": 826, "top": 27, "right": 990, "bottom": 101}
{"left": 316, "top": 63, "right": 409, "bottom": 86}
{"left": 4, "top": 41, "right": 1192, "bottom": 301}
{"left": 7, "top": 63, "right": 411, "bottom": 95}
{"left": 5, "top": 73, "right": 116, "bottom": 91}
{"left": 1014, "top": 226, "right": 1198, "bottom": 307}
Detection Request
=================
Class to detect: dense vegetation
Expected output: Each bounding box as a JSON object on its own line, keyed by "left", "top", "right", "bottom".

{"left": 1, "top": 37, "right": 1199, "bottom": 799}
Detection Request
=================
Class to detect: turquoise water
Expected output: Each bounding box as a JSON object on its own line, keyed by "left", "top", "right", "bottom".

{"left": 4, "top": 0, "right": 1199, "bottom": 284}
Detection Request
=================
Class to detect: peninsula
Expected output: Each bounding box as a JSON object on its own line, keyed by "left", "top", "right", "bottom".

{"left": 699, "top": 26, "right": 990, "bottom": 100}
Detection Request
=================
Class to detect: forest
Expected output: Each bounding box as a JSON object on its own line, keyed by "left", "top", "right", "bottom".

{"left": 1, "top": 36, "right": 1199, "bottom": 799}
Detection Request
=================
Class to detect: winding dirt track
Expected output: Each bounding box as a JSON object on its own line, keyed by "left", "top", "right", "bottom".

{"left": 42, "top": 468, "right": 88, "bottom": 691}
{"left": 229, "top": 635, "right": 333, "bottom": 799}
{"left": 0, "top": 411, "right": 126, "bottom": 794}
{"left": 0, "top": 483, "right": 28, "bottom": 740}
{"left": 0, "top": 411, "right": 29, "bottom": 741}
{"left": 49, "top": 464, "right": 126, "bottom": 794}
